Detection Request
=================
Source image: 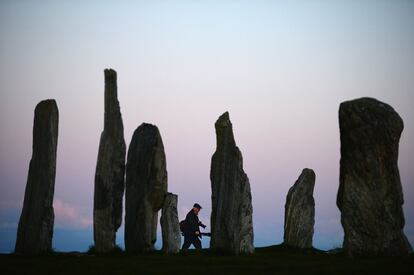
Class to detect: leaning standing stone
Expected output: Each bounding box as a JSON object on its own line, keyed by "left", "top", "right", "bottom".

{"left": 125, "top": 123, "right": 168, "bottom": 252}
{"left": 283, "top": 168, "right": 315, "bottom": 249}
{"left": 210, "top": 112, "right": 254, "bottom": 255}
{"left": 15, "top": 99, "right": 59, "bottom": 254}
{"left": 161, "top": 193, "right": 181, "bottom": 254}
{"left": 93, "top": 68, "right": 126, "bottom": 253}
{"left": 337, "top": 97, "right": 412, "bottom": 257}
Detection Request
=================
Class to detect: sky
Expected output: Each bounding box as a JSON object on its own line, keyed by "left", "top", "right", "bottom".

{"left": 0, "top": 0, "right": 413, "bottom": 252}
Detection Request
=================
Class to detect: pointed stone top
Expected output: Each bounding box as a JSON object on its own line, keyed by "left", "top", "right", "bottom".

{"left": 301, "top": 168, "right": 315, "bottom": 177}
{"left": 289, "top": 168, "right": 316, "bottom": 192}
{"left": 214, "top": 111, "right": 237, "bottom": 150}
{"left": 215, "top": 111, "right": 231, "bottom": 127}
{"left": 297, "top": 168, "right": 316, "bottom": 188}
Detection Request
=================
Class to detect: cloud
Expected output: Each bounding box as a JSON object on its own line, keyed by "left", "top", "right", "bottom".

{"left": 53, "top": 199, "right": 92, "bottom": 229}
{"left": 0, "top": 199, "right": 92, "bottom": 230}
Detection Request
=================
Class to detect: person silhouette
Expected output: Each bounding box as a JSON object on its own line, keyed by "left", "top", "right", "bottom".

{"left": 181, "top": 203, "right": 206, "bottom": 250}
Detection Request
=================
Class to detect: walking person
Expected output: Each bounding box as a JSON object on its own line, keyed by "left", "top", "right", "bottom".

{"left": 181, "top": 203, "right": 206, "bottom": 250}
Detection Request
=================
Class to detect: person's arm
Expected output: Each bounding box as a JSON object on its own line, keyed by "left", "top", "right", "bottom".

{"left": 198, "top": 221, "right": 206, "bottom": 229}
{"left": 194, "top": 215, "right": 206, "bottom": 229}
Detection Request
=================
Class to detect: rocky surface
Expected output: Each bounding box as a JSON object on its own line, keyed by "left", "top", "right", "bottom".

{"left": 210, "top": 112, "right": 254, "bottom": 255}
{"left": 283, "top": 168, "right": 315, "bottom": 248}
{"left": 160, "top": 193, "right": 181, "bottom": 254}
{"left": 125, "top": 123, "right": 168, "bottom": 252}
{"left": 93, "top": 69, "right": 126, "bottom": 253}
{"left": 337, "top": 97, "right": 412, "bottom": 257}
{"left": 15, "top": 99, "right": 59, "bottom": 254}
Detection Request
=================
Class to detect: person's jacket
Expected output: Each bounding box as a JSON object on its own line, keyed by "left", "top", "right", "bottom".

{"left": 184, "top": 210, "right": 201, "bottom": 236}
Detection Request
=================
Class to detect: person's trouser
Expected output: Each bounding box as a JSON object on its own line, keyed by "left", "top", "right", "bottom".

{"left": 181, "top": 234, "right": 202, "bottom": 250}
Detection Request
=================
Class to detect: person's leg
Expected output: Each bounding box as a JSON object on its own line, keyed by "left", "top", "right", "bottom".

{"left": 192, "top": 236, "right": 202, "bottom": 250}
{"left": 181, "top": 235, "right": 192, "bottom": 250}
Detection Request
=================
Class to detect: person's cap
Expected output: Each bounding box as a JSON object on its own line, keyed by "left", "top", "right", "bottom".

{"left": 193, "top": 203, "right": 202, "bottom": 209}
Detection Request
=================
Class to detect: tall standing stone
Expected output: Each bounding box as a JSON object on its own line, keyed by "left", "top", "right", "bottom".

{"left": 210, "top": 112, "right": 254, "bottom": 254}
{"left": 283, "top": 168, "right": 315, "bottom": 249}
{"left": 15, "top": 99, "right": 59, "bottom": 254}
{"left": 337, "top": 97, "right": 412, "bottom": 257}
{"left": 93, "top": 68, "right": 126, "bottom": 253}
{"left": 161, "top": 193, "right": 181, "bottom": 254}
{"left": 125, "top": 123, "right": 168, "bottom": 252}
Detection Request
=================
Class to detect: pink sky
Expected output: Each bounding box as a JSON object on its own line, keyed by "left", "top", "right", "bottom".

{"left": 1, "top": 1, "right": 413, "bottom": 251}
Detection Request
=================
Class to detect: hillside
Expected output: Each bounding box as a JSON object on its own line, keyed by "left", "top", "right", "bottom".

{"left": 1, "top": 245, "right": 413, "bottom": 274}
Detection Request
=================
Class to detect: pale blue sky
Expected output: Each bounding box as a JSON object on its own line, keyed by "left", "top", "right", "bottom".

{"left": 1, "top": 0, "right": 413, "bottom": 252}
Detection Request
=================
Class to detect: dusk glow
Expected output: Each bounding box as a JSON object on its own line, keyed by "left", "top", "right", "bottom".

{"left": 1, "top": 0, "right": 413, "bottom": 252}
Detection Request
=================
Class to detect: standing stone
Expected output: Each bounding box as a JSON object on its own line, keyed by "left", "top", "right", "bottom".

{"left": 210, "top": 112, "right": 254, "bottom": 254}
{"left": 15, "top": 99, "right": 59, "bottom": 254}
{"left": 93, "top": 69, "right": 126, "bottom": 253}
{"left": 125, "top": 123, "right": 168, "bottom": 252}
{"left": 161, "top": 193, "right": 181, "bottom": 254}
{"left": 337, "top": 97, "right": 413, "bottom": 257}
{"left": 283, "top": 168, "right": 315, "bottom": 249}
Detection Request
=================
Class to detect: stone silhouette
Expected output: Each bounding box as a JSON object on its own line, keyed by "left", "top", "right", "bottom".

{"left": 210, "top": 112, "right": 254, "bottom": 255}
{"left": 284, "top": 168, "right": 315, "bottom": 249}
{"left": 93, "top": 68, "right": 126, "bottom": 253}
{"left": 160, "top": 193, "right": 181, "bottom": 254}
{"left": 15, "top": 99, "right": 59, "bottom": 254}
{"left": 337, "top": 97, "right": 413, "bottom": 257}
{"left": 125, "top": 123, "right": 168, "bottom": 252}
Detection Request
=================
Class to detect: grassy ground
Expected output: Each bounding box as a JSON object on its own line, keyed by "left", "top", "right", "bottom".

{"left": 1, "top": 245, "right": 413, "bottom": 275}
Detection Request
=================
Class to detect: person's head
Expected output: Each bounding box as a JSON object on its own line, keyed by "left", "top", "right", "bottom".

{"left": 192, "top": 203, "right": 202, "bottom": 215}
